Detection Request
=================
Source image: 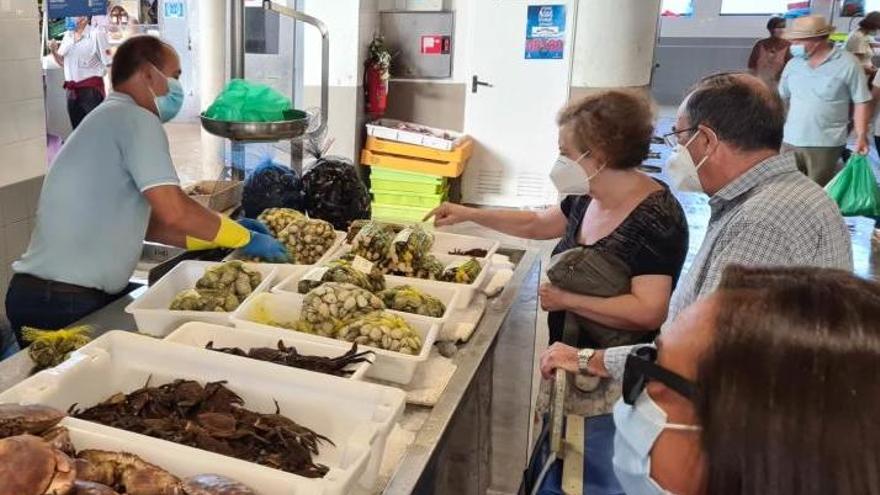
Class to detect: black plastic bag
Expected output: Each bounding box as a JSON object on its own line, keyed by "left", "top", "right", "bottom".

{"left": 241, "top": 158, "right": 303, "bottom": 218}
{"left": 301, "top": 139, "right": 371, "bottom": 230}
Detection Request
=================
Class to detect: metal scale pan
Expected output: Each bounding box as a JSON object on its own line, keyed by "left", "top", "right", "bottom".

{"left": 201, "top": 1, "right": 329, "bottom": 143}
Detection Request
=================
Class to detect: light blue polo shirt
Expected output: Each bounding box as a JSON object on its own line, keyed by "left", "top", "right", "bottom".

{"left": 779, "top": 46, "right": 872, "bottom": 147}
{"left": 14, "top": 93, "right": 179, "bottom": 293}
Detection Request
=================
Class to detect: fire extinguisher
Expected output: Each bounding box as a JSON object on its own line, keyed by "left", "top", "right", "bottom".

{"left": 365, "top": 63, "right": 388, "bottom": 117}
{"left": 365, "top": 35, "right": 391, "bottom": 118}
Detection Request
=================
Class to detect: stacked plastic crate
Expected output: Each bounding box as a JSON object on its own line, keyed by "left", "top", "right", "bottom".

{"left": 362, "top": 120, "right": 473, "bottom": 222}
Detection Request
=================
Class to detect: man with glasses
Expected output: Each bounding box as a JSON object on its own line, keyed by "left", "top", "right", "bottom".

{"left": 541, "top": 72, "right": 851, "bottom": 398}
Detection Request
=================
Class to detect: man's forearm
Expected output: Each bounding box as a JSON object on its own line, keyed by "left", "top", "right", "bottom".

{"left": 854, "top": 102, "right": 871, "bottom": 139}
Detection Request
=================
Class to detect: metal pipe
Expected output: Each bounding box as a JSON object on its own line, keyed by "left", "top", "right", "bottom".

{"left": 262, "top": 0, "right": 330, "bottom": 137}
{"left": 230, "top": 0, "right": 246, "bottom": 79}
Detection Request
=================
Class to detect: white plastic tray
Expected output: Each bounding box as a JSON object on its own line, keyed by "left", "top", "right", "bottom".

{"left": 164, "top": 321, "right": 372, "bottom": 380}
{"left": 271, "top": 265, "right": 462, "bottom": 330}
{"left": 231, "top": 292, "right": 439, "bottom": 384}
{"left": 366, "top": 118, "right": 466, "bottom": 151}
{"left": 225, "top": 231, "right": 346, "bottom": 266}
{"left": 325, "top": 246, "right": 488, "bottom": 308}
{"left": 125, "top": 261, "right": 278, "bottom": 337}
{"left": 0, "top": 331, "right": 405, "bottom": 495}
{"left": 429, "top": 231, "right": 500, "bottom": 261}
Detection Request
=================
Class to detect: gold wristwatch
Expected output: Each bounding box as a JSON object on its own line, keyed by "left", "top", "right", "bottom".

{"left": 577, "top": 348, "right": 596, "bottom": 375}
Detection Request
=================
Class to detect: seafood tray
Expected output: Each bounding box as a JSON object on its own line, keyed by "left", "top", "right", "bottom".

{"left": 164, "top": 321, "right": 373, "bottom": 380}
{"left": 225, "top": 231, "right": 346, "bottom": 266}
{"left": 125, "top": 261, "right": 278, "bottom": 337}
{"left": 271, "top": 265, "right": 462, "bottom": 331}
{"left": 428, "top": 231, "right": 500, "bottom": 260}
{"left": 231, "top": 292, "right": 440, "bottom": 384}
{"left": 0, "top": 331, "right": 405, "bottom": 494}
{"left": 327, "top": 245, "right": 490, "bottom": 308}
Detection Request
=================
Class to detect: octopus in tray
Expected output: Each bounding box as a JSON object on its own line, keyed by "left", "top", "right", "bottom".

{"left": 0, "top": 404, "right": 257, "bottom": 495}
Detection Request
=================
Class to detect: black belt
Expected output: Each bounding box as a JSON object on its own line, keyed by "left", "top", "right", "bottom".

{"left": 12, "top": 273, "right": 109, "bottom": 296}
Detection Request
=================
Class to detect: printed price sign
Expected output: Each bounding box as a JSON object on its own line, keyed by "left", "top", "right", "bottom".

{"left": 525, "top": 5, "right": 566, "bottom": 60}
{"left": 352, "top": 256, "right": 375, "bottom": 274}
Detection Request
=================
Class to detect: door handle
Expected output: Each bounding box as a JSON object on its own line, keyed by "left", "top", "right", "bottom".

{"left": 472, "top": 75, "right": 494, "bottom": 93}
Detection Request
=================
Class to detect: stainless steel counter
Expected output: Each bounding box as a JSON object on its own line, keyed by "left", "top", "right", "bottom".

{"left": 0, "top": 247, "right": 541, "bottom": 494}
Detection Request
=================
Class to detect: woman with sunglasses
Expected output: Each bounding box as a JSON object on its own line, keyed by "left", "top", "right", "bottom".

{"left": 608, "top": 264, "right": 880, "bottom": 494}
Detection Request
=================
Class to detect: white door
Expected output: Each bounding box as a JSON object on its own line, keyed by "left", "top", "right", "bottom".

{"left": 462, "top": 1, "right": 575, "bottom": 207}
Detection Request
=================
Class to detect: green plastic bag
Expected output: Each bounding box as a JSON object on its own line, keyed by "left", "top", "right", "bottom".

{"left": 825, "top": 154, "right": 880, "bottom": 217}
{"left": 204, "top": 79, "right": 295, "bottom": 122}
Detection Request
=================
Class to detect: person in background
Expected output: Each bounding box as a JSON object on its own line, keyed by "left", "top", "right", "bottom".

{"left": 1, "top": 36, "right": 288, "bottom": 357}
{"left": 779, "top": 15, "right": 872, "bottom": 186}
{"left": 605, "top": 265, "right": 880, "bottom": 495}
{"left": 540, "top": 72, "right": 852, "bottom": 391}
{"left": 49, "top": 16, "right": 112, "bottom": 130}
{"left": 845, "top": 11, "right": 880, "bottom": 78}
{"left": 747, "top": 16, "right": 791, "bottom": 89}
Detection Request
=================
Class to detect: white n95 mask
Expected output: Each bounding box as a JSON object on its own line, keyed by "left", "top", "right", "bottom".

{"left": 612, "top": 390, "right": 700, "bottom": 495}
{"left": 550, "top": 150, "right": 604, "bottom": 196}
{"left": 666, "top": 131, "right": 709, "bottom": 193}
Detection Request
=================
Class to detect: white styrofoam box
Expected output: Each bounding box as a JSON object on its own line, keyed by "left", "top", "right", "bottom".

{"left": 164, "top": 321, "right": 373, "bottom": 380}
{"left": 0, "top": 331, "right": 406, "bottom": 495}
{"left": 231, "top": 292, "right": 439, "bottom": 384}
{"left": 125, "top": 261, "right": 278, "bottom": 337}
{"left": 225, "top": 231, "right": 346, "bottom": 266}
{"left": 327, "top": 245, "right": 489, "bottom": 308}
{"left": 272, "top": 265, "right": 462, "bottom": 331}
{"left": 0, "top": 19, "right": 39, "bottom": 62}
{"left": 366, "top": 119, "right": 466, "bottom": 152}
{"left": 0, "top": 59, "right": 43, "bottom": 104}
{"left": 429, "top": 231, "right": 500, "bottom": 260}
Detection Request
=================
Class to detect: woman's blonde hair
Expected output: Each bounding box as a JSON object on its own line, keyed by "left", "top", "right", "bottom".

{"left": 556, "top": 90, "right": 655, "bottom": 169}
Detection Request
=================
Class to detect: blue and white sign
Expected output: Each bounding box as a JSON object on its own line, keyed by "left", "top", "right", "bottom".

{"left": 525, "top": 5, "right": 566, "bottom": 60}
{"left": 164, "top": 1, "right": 185, "bottom": 19}
{"left": 47, "top": 0, "right": 108, "bottom": 18}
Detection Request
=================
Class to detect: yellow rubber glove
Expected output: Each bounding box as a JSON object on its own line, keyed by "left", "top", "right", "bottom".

{"left": 186, "top": 215, "right": 251, "bottom": 251}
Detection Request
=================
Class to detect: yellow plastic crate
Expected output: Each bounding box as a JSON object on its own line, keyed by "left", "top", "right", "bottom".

{"left": 361, "top": 136, "right": 473, "bottom": 178}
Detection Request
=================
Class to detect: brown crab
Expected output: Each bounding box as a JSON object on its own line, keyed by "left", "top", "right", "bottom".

{"left": 0, "top": 434, "right": 76, "bottom": 495}
{"left": 0, "top": 403, "right": 65, "bottom": 438}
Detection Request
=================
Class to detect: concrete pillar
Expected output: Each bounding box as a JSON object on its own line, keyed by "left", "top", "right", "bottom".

{"left": 198, "top": 0, "right": 227, "bottom": 177}
{"left": 571, "top": 0, "right": 662, "bottom": 90}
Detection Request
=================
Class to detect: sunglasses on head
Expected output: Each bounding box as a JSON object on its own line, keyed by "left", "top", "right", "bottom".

{"left": 622, "top": 346, "right": 697, "bottom": 406}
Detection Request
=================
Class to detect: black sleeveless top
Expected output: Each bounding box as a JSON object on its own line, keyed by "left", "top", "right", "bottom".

{"left": 548, "top": 183, "right": 689, "bottom": 345}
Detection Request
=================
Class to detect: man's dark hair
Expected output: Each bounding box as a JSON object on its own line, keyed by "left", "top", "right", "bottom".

{"left": 859, "top": 11, "right": 880, "bottom": 31}
{"left": 685, "top": 72, "right": 785, "bottom": 151}
{"left": 111, "top": 35, "right": 172, "bottom": 87}
{"left": 766, "top": 16, "right": 785, "bottom": 32}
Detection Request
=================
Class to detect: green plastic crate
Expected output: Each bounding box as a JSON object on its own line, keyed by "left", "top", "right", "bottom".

{"left": 371, "top": 179, "right": 446, "bottom": 195}
{"left": 372, "top": 189, "right": 447, "bottom": 208}
{"left": 371, "top": 167, "right": 447, "bottom": 185}
{"left": 372, "top": 203, "right": 436, "bottom": 223}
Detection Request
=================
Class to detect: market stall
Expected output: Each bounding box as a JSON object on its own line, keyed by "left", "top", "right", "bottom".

{"left": 0, "top": 224, "right": 540, "bottom": 494}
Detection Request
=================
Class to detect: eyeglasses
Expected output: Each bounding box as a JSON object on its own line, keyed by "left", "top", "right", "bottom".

{"left": 662, "top": 126, "right": 697, "bottom": 148}
{"left": 622, "top": 346, "right": 696, "bottom": 406}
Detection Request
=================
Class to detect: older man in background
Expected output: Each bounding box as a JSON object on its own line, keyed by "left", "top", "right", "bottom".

{"left": 748, "top": 16, "right": 791, "bottom": 89}
{"left": 779, "top": 15, "right": 872, "bottom": 186}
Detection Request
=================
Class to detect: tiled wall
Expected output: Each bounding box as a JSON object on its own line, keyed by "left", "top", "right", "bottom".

{"left": 0, "top": 0, "right": 49, "bottom": 315}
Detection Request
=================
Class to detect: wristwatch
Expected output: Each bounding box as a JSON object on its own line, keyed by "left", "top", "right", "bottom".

{"left": 577, "top": 348, "right": 596, "bottom": 375}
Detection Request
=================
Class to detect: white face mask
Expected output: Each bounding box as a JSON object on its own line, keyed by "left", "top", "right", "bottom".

{"left": 550, "top": 150, "right": 604, "bottom": 196}
{"left": 612, "top": 391, "right": 701, "bottom": 495}
{"left": 666, "top": 130, "right": 710, "bottom": 193}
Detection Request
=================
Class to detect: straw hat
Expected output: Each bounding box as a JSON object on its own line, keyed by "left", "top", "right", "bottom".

{"left": 784, "top": 15, "right": 834, "bottom": 40}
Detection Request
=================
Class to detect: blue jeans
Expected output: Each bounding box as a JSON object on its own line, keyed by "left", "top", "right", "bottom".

{"left": 4, "top": 274, "right": 124, "bottom": 349}
{"left": 526, "top": 414, "right": 624, "bottom": 495}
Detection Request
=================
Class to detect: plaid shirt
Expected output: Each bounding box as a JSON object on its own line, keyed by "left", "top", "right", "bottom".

{"left": 604, "top": 152, "right": 853, "bottom": 379}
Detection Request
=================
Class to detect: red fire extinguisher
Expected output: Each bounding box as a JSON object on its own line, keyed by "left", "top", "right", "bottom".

{"left": 365, "top": 63, "right": 388, "bottom": 117}
{"left": 365, "top": 36, "right": 391, "bottom": 118}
